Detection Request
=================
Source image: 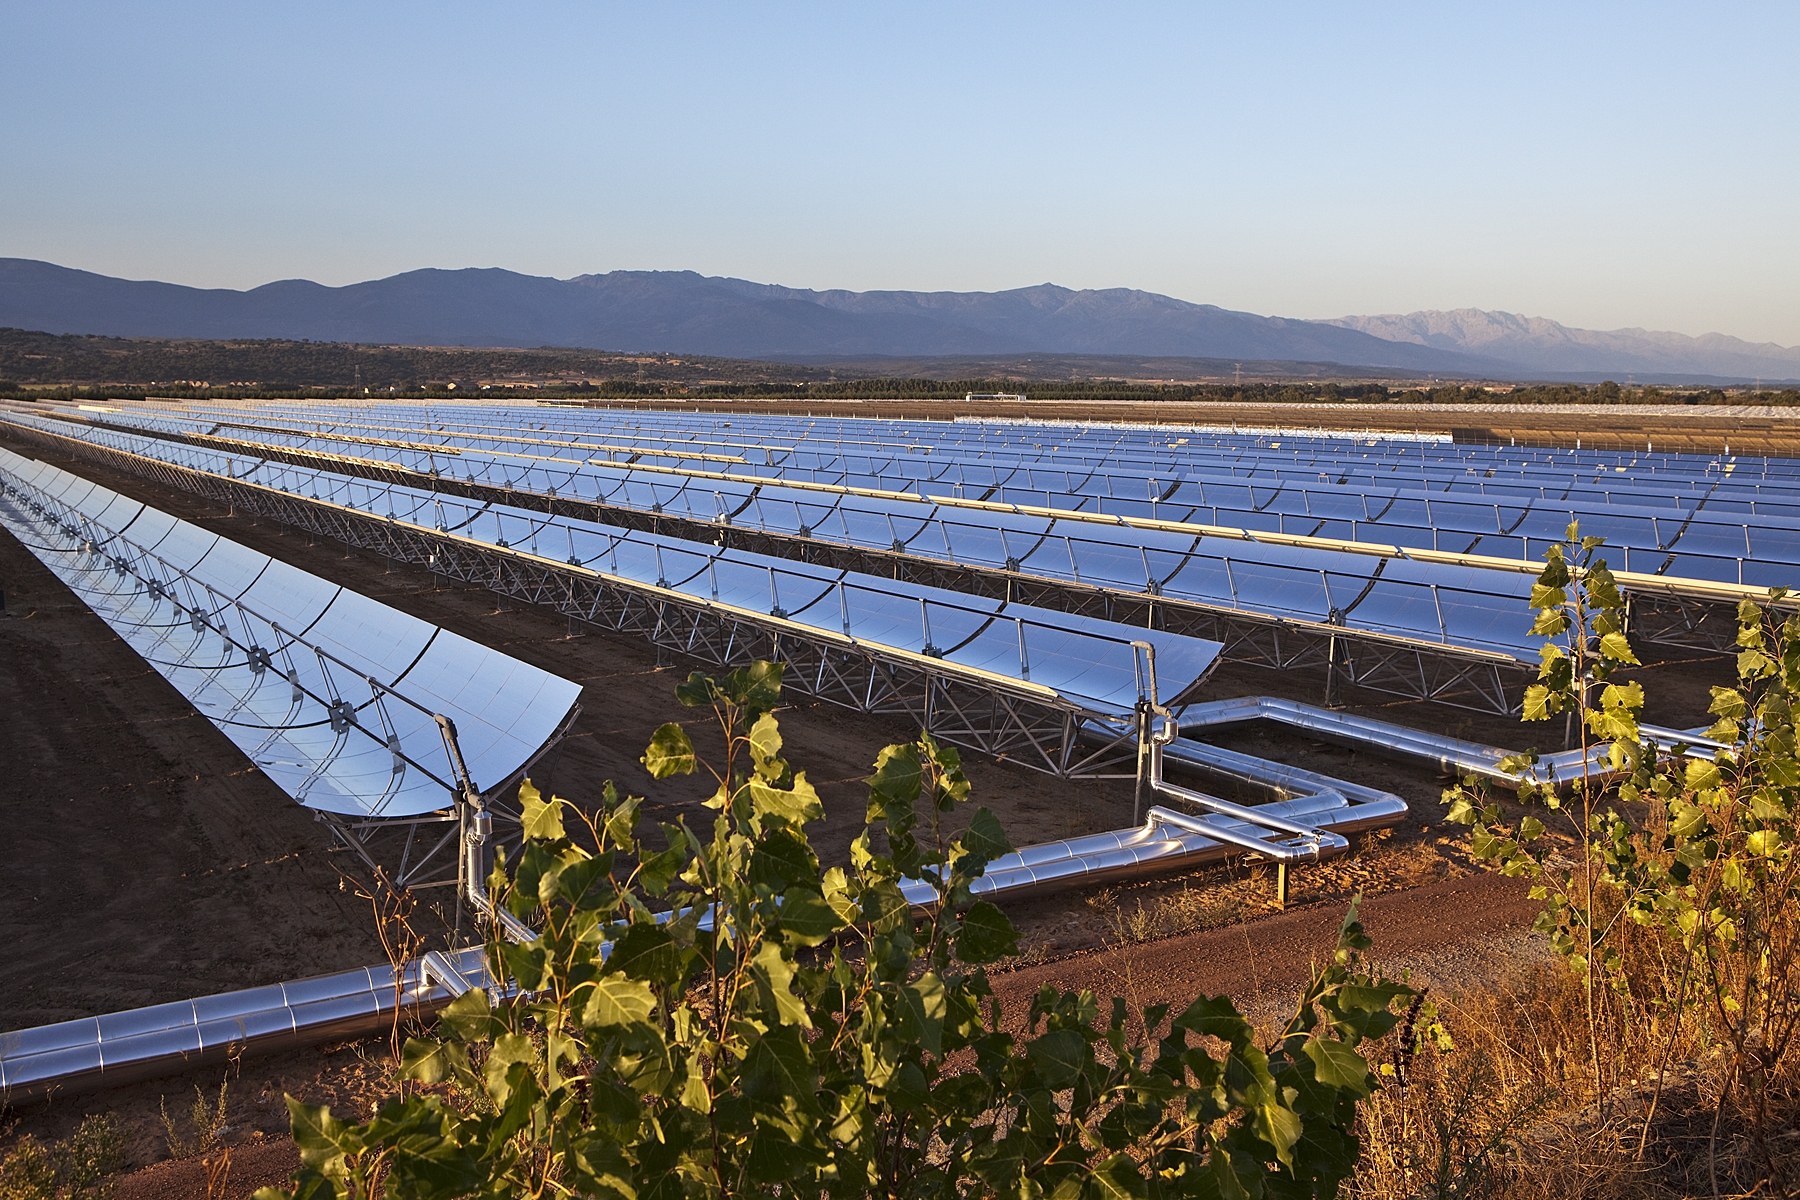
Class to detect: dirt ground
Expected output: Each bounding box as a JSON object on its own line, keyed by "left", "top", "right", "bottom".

{"left": 0, "top": 433, "right": 1741, "bottom": 1196}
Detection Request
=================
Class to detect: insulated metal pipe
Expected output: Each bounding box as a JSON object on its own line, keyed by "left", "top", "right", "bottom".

{"left": 0, "top": 949, "right": 493, "bottom": 1103}
{"left": 1178, "top": 695, "right": 1720, "bottom": 788}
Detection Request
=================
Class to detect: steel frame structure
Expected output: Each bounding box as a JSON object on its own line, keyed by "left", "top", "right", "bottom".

{"left": 3, "top": 424, "right": 1154, "bottom": 779}
{"left": 41, "top": 418, "right": 1534, "bottom": 714}
{"left": 1624, "top": 590, "right": 1745, "bottom": 653}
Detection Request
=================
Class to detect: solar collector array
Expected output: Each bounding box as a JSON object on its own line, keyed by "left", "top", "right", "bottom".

{"left": 157, "top": 402, "right": 1799, "bottom": 498}
{"left": 0, "top": 447, "right": 583, "bottom": 818}
{"left": 0, "top": 420, "right": 1226, "bottom": 716}
{"left": 71, "top": 403, "right": 1800, "bottom": 586}
{"left": 5, "top": 410, "right": 1546, "bottom": 663}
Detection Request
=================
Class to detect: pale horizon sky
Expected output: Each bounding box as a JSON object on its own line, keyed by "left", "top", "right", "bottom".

{"left": 4, "top": 2, "right": 1797, "bottom": 345}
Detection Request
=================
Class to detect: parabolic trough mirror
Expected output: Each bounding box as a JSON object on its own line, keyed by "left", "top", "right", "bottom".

{"left": 0, "top": 446, "right": 584, "bottom": 886}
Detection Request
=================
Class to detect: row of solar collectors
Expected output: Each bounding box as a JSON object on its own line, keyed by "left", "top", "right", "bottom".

{"left": 150, "top": 402, "right": 1797, "bottom": 518}
{"left": 165, "top": 399, "right": 1762, "bottom": 494}
{"left": 0, "top": 416, "right": 1225, "bottom": 715}
{"left": 65, "top": 403, "right": 1798, "bottom": 556}
{"left": 72, "top": 406, "right": 1800, "bottom": 587}
{"left": 167, "top": 396, "right": 1742, "bottom": 485}
{"left": 6, "top": 412, "right": 1551, "bottom": 664}
{"left": 211, "top": 401, "right": 1792, "bottom": 496}
{"left": 0, "top": 448, "right": 582, "bottom": 818}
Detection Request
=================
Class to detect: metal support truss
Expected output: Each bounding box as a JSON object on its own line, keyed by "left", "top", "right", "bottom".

{"left": 53, "top": 420, "right": 1532, "bottom": 715}
{"left": 1623, "top": 589, "right": 1746, "bottom": 653}
{"left": 316, "top": 810, "right": 463, "bottom": 889}
{"left": 5, "top": 426, "right": 1144, "bottom": 779}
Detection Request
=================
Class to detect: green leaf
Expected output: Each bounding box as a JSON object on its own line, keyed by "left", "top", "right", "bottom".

{"left": 1709, "top": 686, "right": 1748, "bottom": 720}
{"left": 519, "top": 779, "right": 564, "bottom": 841}
{"left": 641, "top": 722, "right": 696, "bottom": 778}
{"left": 777, "top": 888, "right": 846, "bottom": 946}
{"left": 739, "top": 1024, "right": 820, "bottom": 1114}
{"left": 483, "top": 1032, "right": 539, "bottom": 1107}
{"left": 584, "top": 975, "right": 657, "bottom": 1028}
{"left": 867, "top": 742, "right": 923, "bottom": 816}
{"left": 1089, "top": 1153, "right": 1150, "bottom": 1199}
{"left": 1172, "top": 993, "right": 1253, "bottom": 1043}
{"left": 750, "top": 827, "right": 819, "bottom": 889}
{"left": 1253, "top": 1098, "right": 1305, "bottom": 1169}
{"left": 399, "top": 1037, "right": 457, "bottom": 1085}
{"left": 1523, "top": 684, "right": 1553, "bottom": 722}
{"left": 860, "top": 880, "right": 911, "bottom": 933}
{"left": 954, "top": 806, "right": 1013, "bottom": 872}
{"left": 605, "top": 922, "right": 684, "bottom": 989}
{"left": 674, "top": 671, "right": 720, "bottom": 707}
{"left": 436, "top": 986, "right": 498, "bottom": 1042}
{"left": 679, "top": 1058, "right": 712, "bottom": 1113}
{"left": 385, "top": 1130, "right": 484, "bottom": 1200}
{"left": 285, "top": 1097, "right": 359, "bottom": 1169}
{"left": 1599, "top": 630, "right": 1641, "bottom": 665}
{"left": 266, "top": 1172, "right": 341, "bottom": 1200}
{"left": 1027, "top": 1027, "right": 1087, "bottom": 1088}
{"left": 1303, "top": 1037, "right": 1372, "bottom": 1092}
{"left": 1746, "top": 829, "right": 1781, "bottom": 857}
{"left": 1685, "top": 759, "right": 1721, "bottom": 794}
{"left": 722, "top": 659, "right": 784, "bottom": 716}
{"left": 550, "top": 853, "right": 615, "bottom": 911}
{"left": 954, "top": 900, "right": 1019, "bottom": 963}
{"left": 748, "top": 710, "right": 783, "bottom": 775}
{"left": 897, "top": 972, "right": 948, "bottom": 1056}
{"left": 750, "top": 941, "right": 812, "bottom": 1027}
{"left": 748, "top": 774, "right": 824, "bottom": 829}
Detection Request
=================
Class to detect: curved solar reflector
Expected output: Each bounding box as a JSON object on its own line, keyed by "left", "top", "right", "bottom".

{"left": 271, "top": 462, "right": 1220, "bottom": 715}
{"left": 0, "top": 448, "right": 583, "bottom": 818}
{"left": 0, "top": 420, "right": 1222, "bottom": 715}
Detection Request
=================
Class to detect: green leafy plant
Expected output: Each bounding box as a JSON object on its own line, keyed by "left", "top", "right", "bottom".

{"left": 260, "top": 662, "right": 1417, "bottom": 1199}
{"left": 1446, "top": 526, "right": 1800, "bottom": 1181}
{"left": 0, "top": 1115, "right": 124, "bottom": 1200}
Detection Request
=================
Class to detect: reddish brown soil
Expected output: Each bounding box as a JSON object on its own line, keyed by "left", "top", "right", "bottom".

{"left": 0, "top": 433, "right": 1736, "bottom": 1197}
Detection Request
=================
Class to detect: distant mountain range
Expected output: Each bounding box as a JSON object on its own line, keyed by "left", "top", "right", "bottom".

{"left": 1325, "top": 309, "right": 1800, "bottom": 384}
{"left": 2, "top": 258, "right": 1794, "bottom": 383}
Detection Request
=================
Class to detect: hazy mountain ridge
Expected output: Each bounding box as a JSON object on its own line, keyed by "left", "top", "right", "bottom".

{"left": 2, "top": 258, "right": 1791, "bottom": 381}
{"left": 1324, "top": 308, "right": 1800, "bottom": 381}
{"left": 0, "top": 259, "right": 1499, "bottom": 374}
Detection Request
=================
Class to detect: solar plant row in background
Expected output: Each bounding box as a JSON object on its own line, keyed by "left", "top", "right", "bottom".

{"left": 92, "top": 401, "right": 1761, "bottom": 506}
{"left": 0, "top": 417, "right": 1224, "bottom": 718}
{"left": 147, "top": 400, "right": 1800, "bottom": 501}
{"left": 77, "top": 401, "right": 1787, "bottom": 518}
{"left": 0, "top": 448, "right": 583, "bottom": 818}
{"left": 64, "top": 403, "right": 1800, "bottom": 587}
{"left": 6, "top": 409, "right": 1551, "bottom": 664}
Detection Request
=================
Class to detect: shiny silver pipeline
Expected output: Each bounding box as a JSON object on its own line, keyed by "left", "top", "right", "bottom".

{"left": 1178, "top": 694, "right": 1722, "bottom": 788}
{"left": 0, "top": 947, "right": 497, "bottom": 1102}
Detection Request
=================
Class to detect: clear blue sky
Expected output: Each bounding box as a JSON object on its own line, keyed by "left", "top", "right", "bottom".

{"left": 4, "top": 2, "right": 1796, "bottom": 343}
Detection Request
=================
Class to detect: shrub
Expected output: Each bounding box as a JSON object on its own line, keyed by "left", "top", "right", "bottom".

{"left": 259, "top": 662, "right": 1419, "bottom": 1199}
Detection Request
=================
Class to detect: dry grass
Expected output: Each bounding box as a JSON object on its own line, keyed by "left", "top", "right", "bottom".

{"left": 1349, "top": 951, "right": 1800, "bottom": 1200}
{"left": 1088, "top": 884, "right": 1240, "bottom": 945}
